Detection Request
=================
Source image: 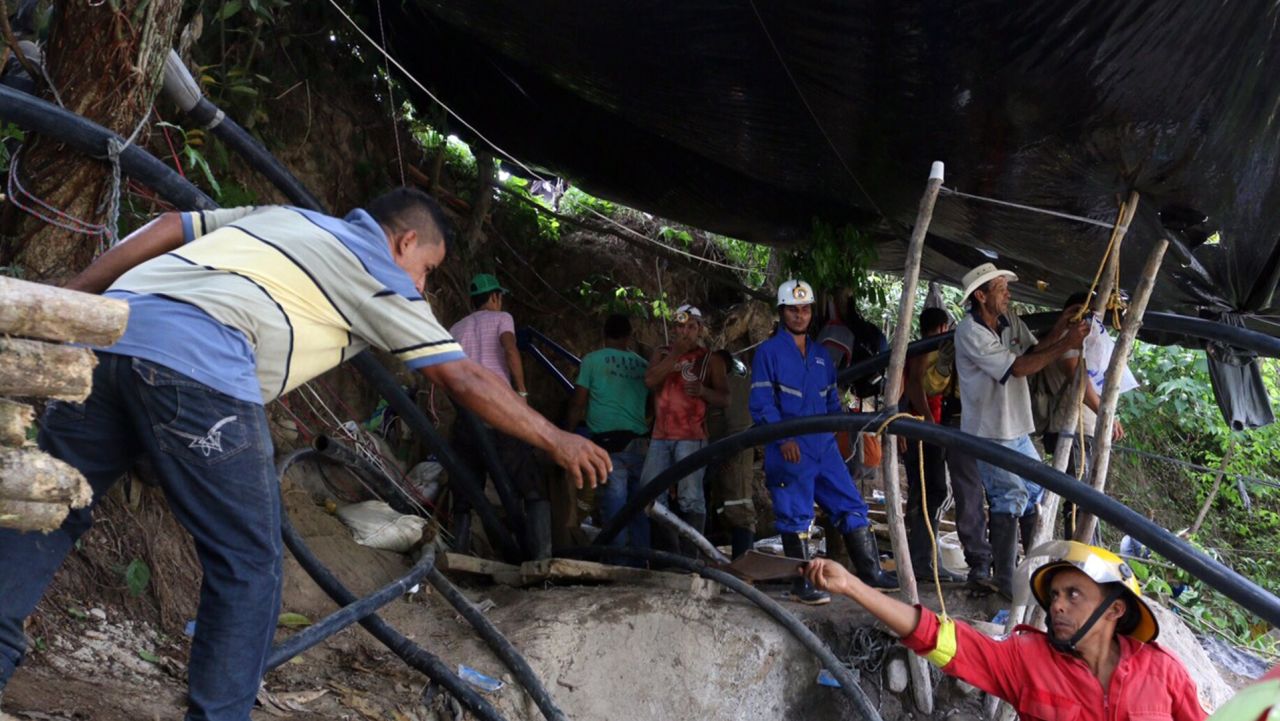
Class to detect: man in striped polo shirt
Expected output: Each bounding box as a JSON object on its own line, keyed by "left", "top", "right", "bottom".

{"left": 0, "top": 188, "right": 609, "bottom": 721}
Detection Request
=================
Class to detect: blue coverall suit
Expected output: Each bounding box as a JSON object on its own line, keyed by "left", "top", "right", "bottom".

{"left": 749, "top": 332, "right": 871, "bottom": 535}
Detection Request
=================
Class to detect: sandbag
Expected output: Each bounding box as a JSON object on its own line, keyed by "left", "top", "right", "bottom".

{"left": 335, "top": 500, "right": 427, "bottom": 553}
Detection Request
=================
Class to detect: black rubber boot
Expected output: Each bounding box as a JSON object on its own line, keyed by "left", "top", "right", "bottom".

{"left": 678, "top": 512, "right": 706, "bottom": 557}
{"left": 989, "top": 513, "right": 1019, "bottom": 600}
{"left": 844, "top": 527, "right": 898, "bottom": 589}
{"left": 730, "top": 527, "right": 754, "bottom": 560}
{"left": 907, "top": 517, "right": 964, "bottom": 583}
{"left": 1019, "top": 507, "right": 1040, "bottom": 556}
{"left": 781, "top": 532, "right": 830, "bottom": 605}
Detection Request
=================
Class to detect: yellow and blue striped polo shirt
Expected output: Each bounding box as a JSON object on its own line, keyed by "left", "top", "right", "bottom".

{"left": 102, "top": 206, "right": 464, "bottom": 404}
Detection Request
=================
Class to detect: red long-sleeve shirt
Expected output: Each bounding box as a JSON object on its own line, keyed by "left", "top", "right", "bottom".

{"left": 901, "top": 607, "right": 1207, "bottom": 721}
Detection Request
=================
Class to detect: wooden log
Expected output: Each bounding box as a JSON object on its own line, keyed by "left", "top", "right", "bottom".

{"left": 0, "top": 276, "right": 129, "bottom": 346}
{"left": 0, "top": 337, "right": 97, "bottom": 401}
{"left": 0, "top": 448, "right": 93, "bottom": 507}
{"left": 0, "top": 499, "right": 69, "bottom": 533}
{"left": 880, "top": 162, "right": 945, "bottom": 716}
{"left": 0, "top": 398, "right": 34, "bottom": 446}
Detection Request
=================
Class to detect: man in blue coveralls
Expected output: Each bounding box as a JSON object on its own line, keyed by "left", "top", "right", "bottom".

{"left": 750, "top": 279, "right": 897, "bottom": 605}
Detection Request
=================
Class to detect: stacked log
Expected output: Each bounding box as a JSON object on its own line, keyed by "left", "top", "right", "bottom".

{"left": 0, "top": 276, "right": 127, "bottom": 532}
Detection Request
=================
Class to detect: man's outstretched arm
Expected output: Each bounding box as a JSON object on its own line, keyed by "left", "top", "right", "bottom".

{"left": 421, "top": 359, "right": 611, "bottom": 488}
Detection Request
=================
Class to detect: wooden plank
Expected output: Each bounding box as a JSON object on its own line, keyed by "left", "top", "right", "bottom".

{"left": 438, "top": 551, "right": 521, "bottom": 577}
{"left": 0, "top": 398, "right": 34, "bottom": 446}
{"left": 0, "top": 276, "right": 129, "bottom": 346}
{"left": 0, "top": 448, "right": 92, "bottom": 506}
{"left": 0, "top": 337, "right": 96, "bottom": 401}
{"left": 517, "top": 558, "right": 719, "bottom": 599}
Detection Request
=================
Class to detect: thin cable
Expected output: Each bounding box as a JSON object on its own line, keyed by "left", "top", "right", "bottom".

{"left": 375, "top": 0, "right": 405, "bottom": 187}
{"left": 745, "top": 0, "right": 889, "bottom": 224}
{"left": 326, "top": 0, "right": 752, "bottom": 274}
{"left": 1113, "top": 445, "right": 1280, "bottom": 490}
{"left": 939, "top": 187, "right": 1124, "bottom": 232}
{"left": 656, "top": 257, "right": 669, "bottom": 345}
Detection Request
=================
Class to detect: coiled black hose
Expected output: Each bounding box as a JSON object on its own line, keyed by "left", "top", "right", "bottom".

{"left": 561, "top": 546, "right": 883, "bottom": 721}
{"left": 426, "top": 568, "right": 569, "bottom": 721}
{"left": 277, "top": 450, "right": 510, "bottom": 721}
{"left": 596, "top": 412, "right": 1280, "bottom": 629}
{"left": 0, "top": 84, "right": 216, "bottom": 210}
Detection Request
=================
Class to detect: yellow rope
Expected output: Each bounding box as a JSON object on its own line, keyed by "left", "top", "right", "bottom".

{"left": 1072, "top": 201, "right": 1130, "bottom": 323}
{"left": 874, "top": 411, "right": 948, "bottom": 617}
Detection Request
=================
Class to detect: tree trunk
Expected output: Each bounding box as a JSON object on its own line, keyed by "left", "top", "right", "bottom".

{"left": 0, "top": 337, "right": 97, "bottom": 401}
{"left": 0, "top": 276, "right": 129, "bottom": 345}
{"left": 0, "top": 0, "right": 183, "bottom": 283}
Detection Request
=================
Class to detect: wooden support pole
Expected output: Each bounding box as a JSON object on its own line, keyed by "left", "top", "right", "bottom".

{"left": 0, "top": 337, "right": 97, "bottom": 401}
{"left": 0, "top": 448, "right": 93, "bottom": 507}
{"left": 1190, "top": 440, "right": 1235, "bottom": 537}
{"left": 0, "top": 276, "right": 129, "bottom": 346}
{"left": 0, "top": 398, "right": 34, "bottom": 446}
{"left": 990, "top": 194, "right": 1138, "bottom": 721}
{"left": 880, "top": 161, "right": 945, "bottom": 715}
{"left": 0, "top": 499, "right": 71, "bottom": 533}
{"left": 1074, "top": 235, "right": 1170, "bottom": 543}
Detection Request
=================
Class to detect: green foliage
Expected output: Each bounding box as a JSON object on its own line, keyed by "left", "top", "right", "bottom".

{"left": 576, "top": 275, "right": 670, "bottom": 320}
{"left": 714, "top": 235, "right": 771, "bottom": 288}
{"left": 277, "top": 612, "right": 312, "bottom": 628}
{"left": 0, "top": 123, "right": 26, "bottom": 176}
{"left": 137, "top": 649, "right": 160, "bottom": 664}
{"left": 785, "top": 219, "right": 878, "bottom": 300}
{"left": 561, "top": 187, "right": 615, "bottom": 219}
{"left": 124, "top": 558, "right": 151, "bottom": 597}
{"left": 493, "top": 175, "right": 560, "bottom": 244}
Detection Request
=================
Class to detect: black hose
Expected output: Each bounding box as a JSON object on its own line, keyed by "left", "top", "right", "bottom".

{"left": 277, "top": 450, "right": 510, "bottom": 721}
{"left": 191, "top": 98, "right": 325, "bottom": 211}
{"left": 426, "top": 568, "right": 568, "bottom": 721}
{"left": 597, "top": 413, "right": 1280, "bottom": 629}
{"left": 457, "top": 406, "right": 530, "bottom": 550}
{"left": 312, "top": 434, "right": 419, "bottom": 515}
{"left": 350, "top": 352, "right": 524, "bottom": 563}
{"left": 561, "top": 546, "right": 883, "bottom": 721}
{"left": 0, "top": 84, "right": 217, "bottom": 210}
{"left": 836, "top": 309, "right": 1280, "bottom": 387}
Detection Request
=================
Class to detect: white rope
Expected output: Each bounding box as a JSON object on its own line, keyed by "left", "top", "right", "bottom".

{"left": 104, "top": 107, "right": 152, "bottom": 250}
{"left": 324, "top": 0, "right": 753, "bottom": 274}
{"left": 938, "top": 187, "right": 1125, "bottom": 231}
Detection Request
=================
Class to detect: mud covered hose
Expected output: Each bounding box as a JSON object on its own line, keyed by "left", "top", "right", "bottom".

{"left": 277, "top": 450, "right": 510, "bottom": 721}
{"left": 562, "top": 546, "right": 883, "bottom": 721}
{"left": 426, "top": 569, "right": 569, "bottom": 721}
{"left": 0, "top": 83, "right": 217, "bottom": 210}
{"left": 598, "top": 413, "right": 1280, "bottom": 628}
{"left": 161, "top": 51, "right": 324, "bottom": 211}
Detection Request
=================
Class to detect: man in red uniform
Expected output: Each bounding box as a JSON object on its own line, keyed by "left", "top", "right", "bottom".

{"left": 806, "top": 541, "right": 1206, "bottom": 721}
{"left": 641, "top": 305, "right": 728, "bottom": 553}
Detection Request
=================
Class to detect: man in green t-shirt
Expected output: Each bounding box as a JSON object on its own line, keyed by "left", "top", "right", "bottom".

{"left": 565, "top": 314, "right": 651, "bottom": 549}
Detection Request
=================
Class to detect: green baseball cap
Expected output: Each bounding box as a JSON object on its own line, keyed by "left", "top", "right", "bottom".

{"left": 469, "top": 273, "right": 509, "bottom": 297}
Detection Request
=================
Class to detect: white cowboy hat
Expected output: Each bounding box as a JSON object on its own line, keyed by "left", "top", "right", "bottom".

{"left": 961, "top": 262, "right": 1018, "bottom": 300}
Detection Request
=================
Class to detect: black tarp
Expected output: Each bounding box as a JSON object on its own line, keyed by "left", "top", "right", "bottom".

{"left": 371, "top": 2, "right": 1280, "bottom": 332}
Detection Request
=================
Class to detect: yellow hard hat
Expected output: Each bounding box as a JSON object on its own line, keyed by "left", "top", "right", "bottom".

{"left": 1028, "top": 540, "right": 1159, "bottom": 643}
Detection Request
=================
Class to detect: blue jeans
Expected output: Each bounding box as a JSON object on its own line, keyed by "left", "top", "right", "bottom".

{"left": 0, "top": 354, "right": 281, "bottom": 721}
{"left": 596, "top": 439, "right": 650, "bottom": 549}
{"left": 976, "top": 434, "right": 1045, "bottom": 516}
{"left": 641, "top": 439, "right": 707, "bottom": 515}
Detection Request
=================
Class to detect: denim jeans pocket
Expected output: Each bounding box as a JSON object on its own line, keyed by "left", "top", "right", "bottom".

{"left": 41, "top": 399, "right": 88, "bottom": 429}
{"left": 131, "top": 358, "right": 258, "bottom": 467}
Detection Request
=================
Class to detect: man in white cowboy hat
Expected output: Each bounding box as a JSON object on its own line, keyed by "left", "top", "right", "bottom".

{"left": 641, "top": 304, "right": 728, "bottom": 553}
{"left": 954, "top": 262, "right": 1088, "bottom": 597}
{"left": 804, "top": 541, "right": 1205, "bottom": 721}
{"left": 750, "top": 280, "right": 896, "bottom": 605}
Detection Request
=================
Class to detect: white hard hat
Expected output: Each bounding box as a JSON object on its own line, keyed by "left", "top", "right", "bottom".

{"left": 777, "top": 279, "right": 815, "bottom": 307}
{"left": 673, "top": 304, "right": 703, "bottom": 324}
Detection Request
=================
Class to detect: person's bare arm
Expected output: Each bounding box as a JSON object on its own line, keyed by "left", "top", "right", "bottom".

{"left": 690, "top": 352, "right": 729, "bottom": 408}
{"left": 499, "top": 330, "right": 527, "bottom": 394}
{"left": 420, "top": 359, "right": 610, "bottom": 487}
{"left": 1009, "top": 312, "right": 1089, "bottom": 377}
{"left": 564, "top": 385, "right": 590, "bottom": 432}
{"left": 805, "top": 559, "right": 921, "bottom": 637}
{"left": 643, "top": 344, "right": 681, "bottom": 388}
{"left": 65, "top": 213, "right": 185, "bottom": 293}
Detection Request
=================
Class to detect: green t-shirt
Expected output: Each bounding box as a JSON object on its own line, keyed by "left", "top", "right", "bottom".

{"left": 576, "top": 348, "right": 650, "bottom": 435}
